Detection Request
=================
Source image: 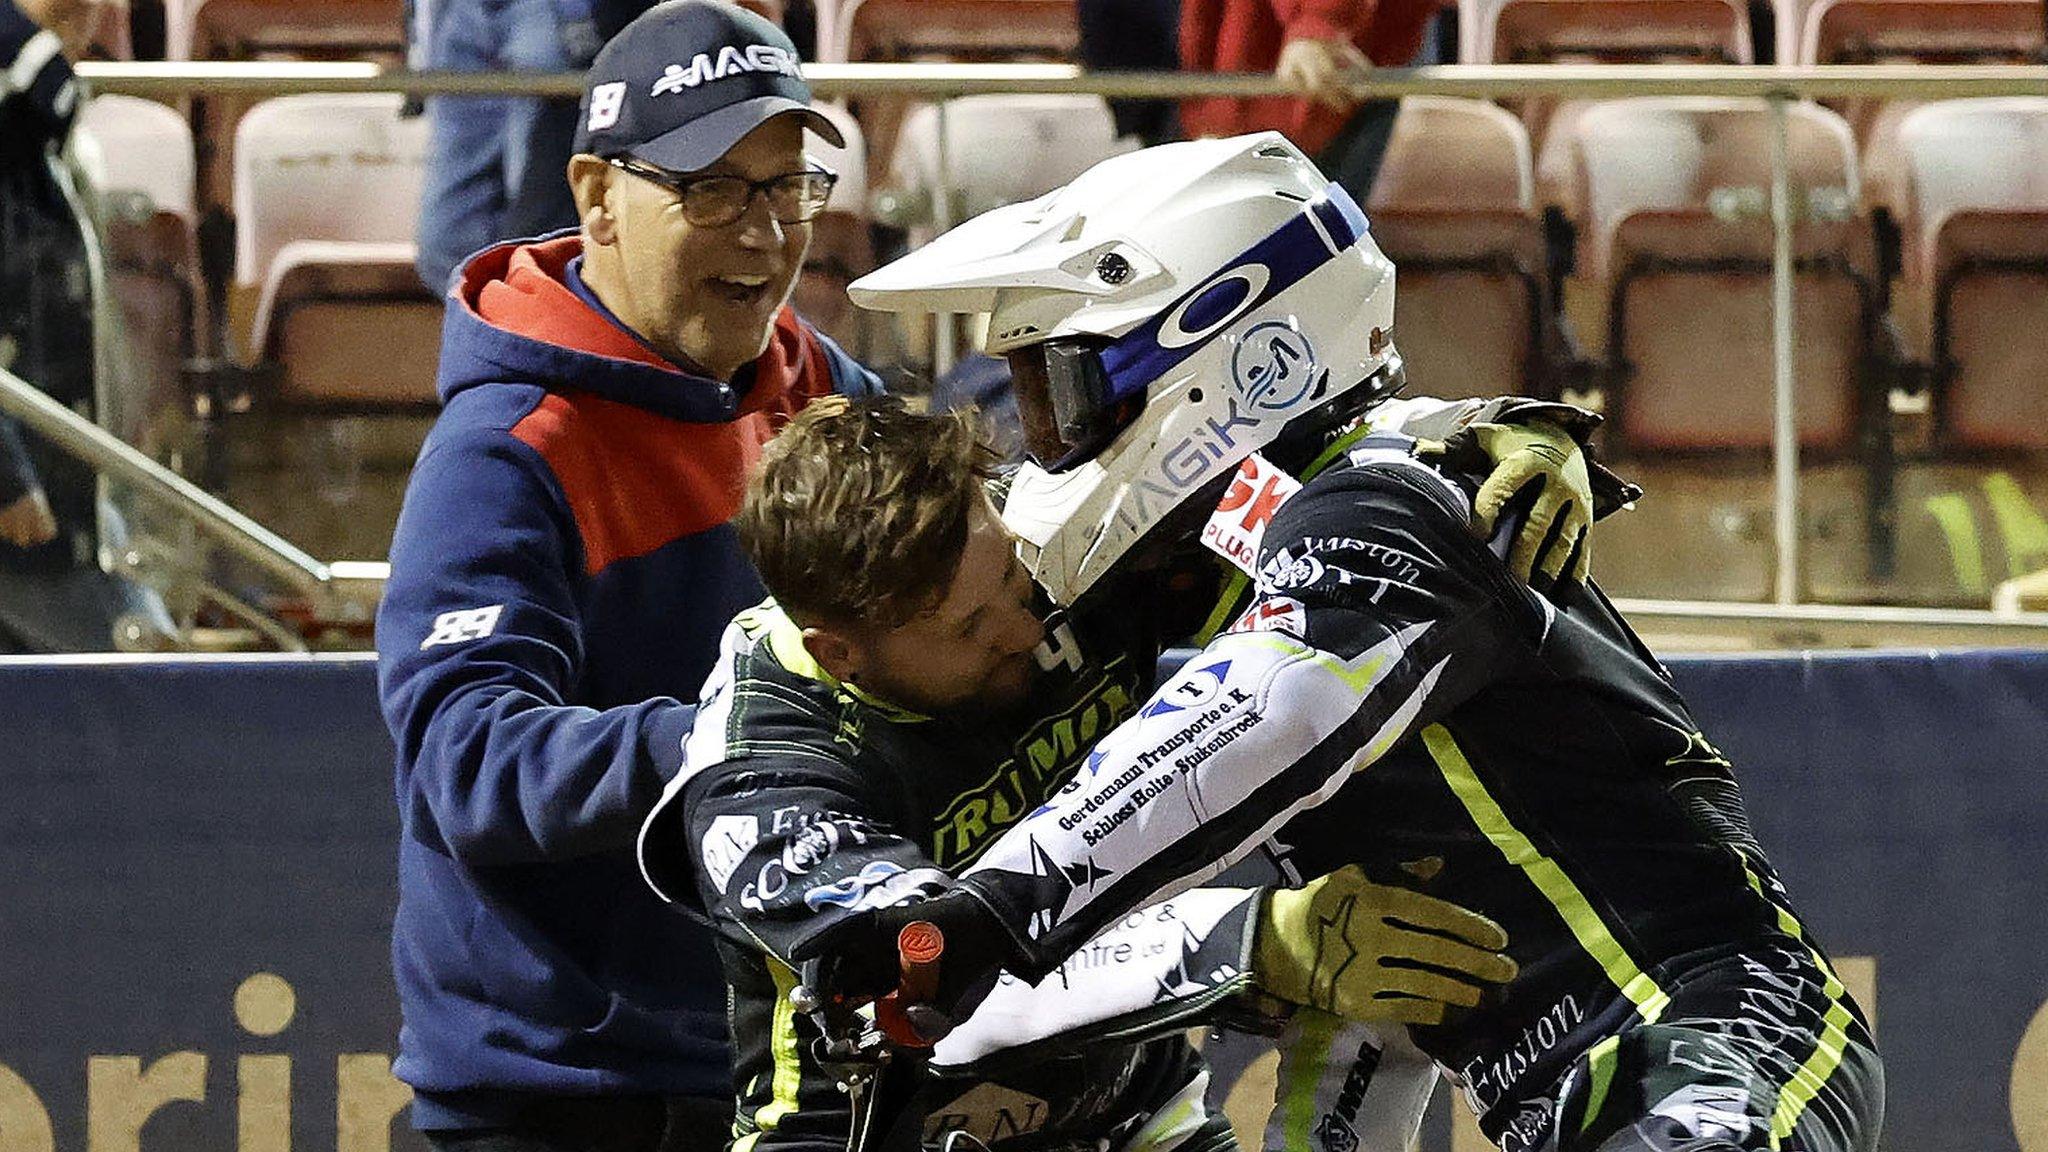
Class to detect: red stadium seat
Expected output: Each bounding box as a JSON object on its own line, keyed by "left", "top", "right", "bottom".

{"left": 232, "top": 93, "right": 441, "bottom": 410}
{"left": 1879, "top": 99, "right": 2048, "bottom": 455}
{"left": 1367, "top": 97, "right": 1553, "bottom": 400}
{"left": 1803, "top": 0, "right": 2044, "bottom": 63}
{"left": 1469, "top": 0, "right": 1754, "bottom": 63}
{"left": 1550, "top": 98, "right": 1873, "bottom": 456}
{"left": 1551, "top": 99, "right": 1898, "bottom": 602}
{"left": 1802, "top": 0, "right": 2043, "bottom": 143}
{"left": 827, "top": 0, "right": 1077, "bottom": 63}
{"left": 1467, "top": 0, "right": 1754, "bottom": 150}
{"left": 89, "top": 0, "right": 133, "bottom": 59}
{"left": 185, "top": 0, "right": 402, "bottom": 60}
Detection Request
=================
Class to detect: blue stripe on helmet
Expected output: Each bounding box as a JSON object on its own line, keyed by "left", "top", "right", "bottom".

{"left": 1317, "top": 179, "right": 1369, "bottom": 247}
{"left": 1097, "top": 183, "right": 1367, "bottom": 404}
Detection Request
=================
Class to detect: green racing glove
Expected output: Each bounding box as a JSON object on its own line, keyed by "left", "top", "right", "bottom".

{"left": 1252, "top": 866, "right": 1517, "bottom": 1027}
{"left": 1454, "top": 420, "right": 1596, "bottom": 590}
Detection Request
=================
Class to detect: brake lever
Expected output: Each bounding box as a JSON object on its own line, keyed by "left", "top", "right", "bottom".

{"left": 790, "top": 981, "right": 891, "bottom": 1152}
{"left": 790, "top": 921, "right": 952, "bottom": 1152}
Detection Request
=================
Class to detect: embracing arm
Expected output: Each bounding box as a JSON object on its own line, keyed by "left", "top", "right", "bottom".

{"left": 949, "top": 456, "right": 1545, "bottom": 980}
{"left": 377, "top": 429, "right": 694, "bottom": 866}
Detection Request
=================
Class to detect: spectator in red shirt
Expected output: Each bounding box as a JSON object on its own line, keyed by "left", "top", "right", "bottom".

{"left": 1180, "top": 0, "right": 1441, "bottom": 198}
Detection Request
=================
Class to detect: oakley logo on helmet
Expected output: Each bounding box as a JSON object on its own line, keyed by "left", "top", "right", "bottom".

{"left": 1231, "top": 321, "right": 1319, "bottom": 414}
{"left": 650, "top": 44, "right": 802, "bottom": 96}
{"left": 1157, "top": 264, "right": 1271, "bottom": 351}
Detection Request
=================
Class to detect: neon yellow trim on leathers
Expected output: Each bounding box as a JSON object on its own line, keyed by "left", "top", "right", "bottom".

{"left": 1422, "top": 725, "right": 1671, "bottom": 1024}
{"left": 733, "top": 960, "right": 806, "bottom": 1152}
{"left": 1741, "top": 867, "right": 1857, "bottom": 1147}
{"left": 1578, "top": 1035, "right": 1623, "bottom": 1134}
{"left": 1280, "top": 1010, "right": 1343, "bottom": 1152}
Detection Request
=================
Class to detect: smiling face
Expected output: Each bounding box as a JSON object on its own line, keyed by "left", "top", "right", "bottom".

{"left": 845, "top": 498, "right": 1048, "bottom": 717}
{"left": 571, "top": 115, "right": 811, "bottom": 382}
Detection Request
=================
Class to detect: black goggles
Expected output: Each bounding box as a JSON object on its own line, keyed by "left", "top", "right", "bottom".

{"left": 1006, "top": 338, "right": 1144, "bottom": 473}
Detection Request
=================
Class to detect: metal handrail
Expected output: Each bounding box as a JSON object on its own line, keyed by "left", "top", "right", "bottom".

{"left": 0, "top": 366, "right": 332, "bottom": 597}
{"left": 72, "top": 61, "right": 2048, "bottom": 99}
{"left": 1613, "top": 598, "right": 2048, "bottom": 650}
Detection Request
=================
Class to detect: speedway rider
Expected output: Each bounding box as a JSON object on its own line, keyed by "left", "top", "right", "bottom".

{"left": 639, "top": 395, "right": 1557, "bottom": 1152}
{"left": 795, "top": 133, "right": 1885, "bottom": 1152}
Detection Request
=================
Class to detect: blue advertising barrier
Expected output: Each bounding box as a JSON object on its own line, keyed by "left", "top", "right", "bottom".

{"left": 0, "top": 650, "right": 2044, "bottom": 1152}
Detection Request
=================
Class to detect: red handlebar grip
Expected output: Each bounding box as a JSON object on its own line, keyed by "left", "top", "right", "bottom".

{"left": 898, "top": 920, "right": 945, "bottom": 966}
{"left": 896, "top": 920, "right": 943, "bottom": 1005}
{"left": 873, "top": 920, "right": 948, "bottom": 1047}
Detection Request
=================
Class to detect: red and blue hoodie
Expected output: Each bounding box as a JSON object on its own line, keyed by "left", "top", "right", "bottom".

{"left": 376, "top": 232, "right": 879, "bottom": 1129}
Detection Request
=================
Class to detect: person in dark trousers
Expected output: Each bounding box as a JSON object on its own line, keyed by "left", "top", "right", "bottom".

{"left": 376, "top": 5, "right": 878, "bottom": 1150}
{"left": 502, "top": 0, "right": 663, "bottom": 243}
{"left": 1078, "top": 0, "right": 1183, "bottom": 146}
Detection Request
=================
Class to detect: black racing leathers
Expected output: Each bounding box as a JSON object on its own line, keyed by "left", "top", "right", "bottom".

{"left": 638, "top": 601, "right": 1252, "bottom": 1152}
{"left": 949, "top": 438, "right": 1882, "bottom": 1152}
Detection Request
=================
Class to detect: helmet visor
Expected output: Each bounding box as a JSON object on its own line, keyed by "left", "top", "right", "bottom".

{"left": 1007, "top": 338, "right": 1142, "bottom": 472}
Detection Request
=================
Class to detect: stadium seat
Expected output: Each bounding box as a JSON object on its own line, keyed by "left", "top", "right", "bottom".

{"left": 89, "top": 0, "right": 133, "bottom": 59}
{"left": 1879, "top": 98, "right": 2048, "bottom": 455}
{"left": 882, "top": 94, "right": 1133, "bottom": 235}
{"left": 1366, "top": 97, "right": 1553, "bottom": 399}
{"left": 77, "top": 95, "right": 196, "bottom": 223}
{"left": 1550, "top": 98, "right": 1873, "bottom": 455}
{"left": 75, "top": 95, "right": 206, "bottom": 426}
{"left": 1802, "top": 0, "right": 2045, "bottom": 64}
{"left": 827, "top": 0, "right": 1077, "bottom": 63}
{"left": 184, "top": 0, "right": 402, "bottom": 60}
{"left": 1551, "top": 99, "right": 1899, "bottom": 601}
{"left": 1801, "top": 0, "right": 2043, "bottom": 144}
{"left": 231, "top": 93, "right": 440, "bottom": 409}
{"left": 1464, "top": 0, "right": 1754, "bottom": 63}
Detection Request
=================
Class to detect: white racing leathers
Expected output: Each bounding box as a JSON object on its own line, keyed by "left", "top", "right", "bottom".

{"left": 957, "top": 440, "right": 1882, "bottom": 1152}
{"left": 958, "top": 441, "right": 1521, "bottom": 978}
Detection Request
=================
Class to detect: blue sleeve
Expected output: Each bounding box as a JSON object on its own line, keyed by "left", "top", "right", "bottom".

{"left": 1, "top": 2, "right": 79, "bottom": 144}
{"left": 803, "top": 321, "right": 885, "bottom": 398}
{"left": 376, "top": 426, "right": 695, "bottom": 866}
{"left": 0, "top": 415, "right": 39, "bottom": 508}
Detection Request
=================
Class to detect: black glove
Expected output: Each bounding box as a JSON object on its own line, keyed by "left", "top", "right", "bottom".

{"left": 791, "top": 886, "right": 1016, "bottom": 1037}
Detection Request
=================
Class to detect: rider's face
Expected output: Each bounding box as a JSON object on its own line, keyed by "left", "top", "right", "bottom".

{"left": 850, "top": 500, "right": 1047, "bottom": 718}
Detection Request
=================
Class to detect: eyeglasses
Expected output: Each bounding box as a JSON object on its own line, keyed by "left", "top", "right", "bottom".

{"left": 607, "top": 157, "right": 839, "bottom": 228}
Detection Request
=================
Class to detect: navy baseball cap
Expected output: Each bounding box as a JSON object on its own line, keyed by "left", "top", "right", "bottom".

{"left": 574, "top": 0, "right": 845, "bottom": 173}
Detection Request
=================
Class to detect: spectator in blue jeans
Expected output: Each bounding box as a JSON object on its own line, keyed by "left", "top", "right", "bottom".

{"left": 413, "top": 0, "right": 573, "bottom": 293}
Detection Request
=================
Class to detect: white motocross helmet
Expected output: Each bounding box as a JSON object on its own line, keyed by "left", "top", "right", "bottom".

{"left": 849, "top": 132, "right": 1401, "bottom": 606}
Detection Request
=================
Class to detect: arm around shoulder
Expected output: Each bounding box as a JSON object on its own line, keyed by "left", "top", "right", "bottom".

{"left": 378, "top": 428, "right": 693, "bottom": 866}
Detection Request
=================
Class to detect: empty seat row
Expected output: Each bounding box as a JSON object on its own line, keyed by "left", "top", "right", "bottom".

{"left": 71, "top": 90, "right": 884, "bottom": 412}
{"left": 71, "top": 85, "right": 2048, "bottom": 449}
{"left": 1465, "top": 0, "right": 2043, "bottom": 65}
{"left": 94, "top": 0, "right": 2048, "bottom": 67}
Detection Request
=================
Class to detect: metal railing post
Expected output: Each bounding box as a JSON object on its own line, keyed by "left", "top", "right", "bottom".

{"left": 1768, "top": 93, "right": 1801, "bottom": 606}
{"left": 931, "top": 96, "right": 958, "bottom": 381}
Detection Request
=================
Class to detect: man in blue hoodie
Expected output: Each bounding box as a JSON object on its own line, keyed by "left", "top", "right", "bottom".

{"left": 375, "top": 4, "right": 878, "bottom": 1149}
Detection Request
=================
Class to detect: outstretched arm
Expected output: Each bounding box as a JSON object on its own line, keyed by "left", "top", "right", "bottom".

{"left": 797, "top": 452, "right": 1546, "bottom": 1001}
